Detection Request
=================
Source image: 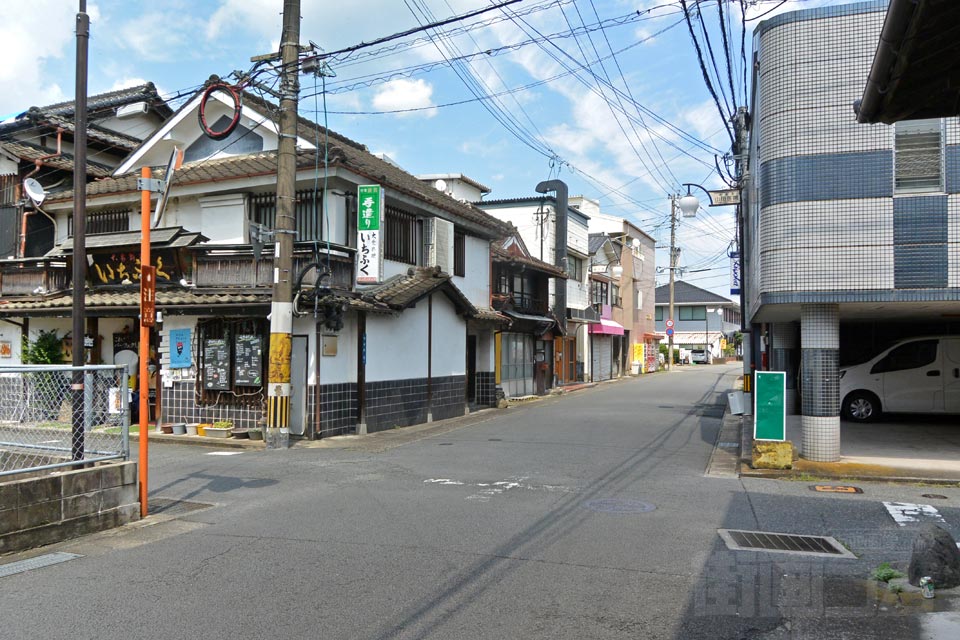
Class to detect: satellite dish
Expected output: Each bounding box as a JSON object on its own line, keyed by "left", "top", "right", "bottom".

{"left": 152, "top": 146, "right": 184, "bottom": 228}
{"left": 23, "top": 178, "right": 46, "bottom": 206}
{"left": 433, "top": 179, "right": 447, "bottom": 193}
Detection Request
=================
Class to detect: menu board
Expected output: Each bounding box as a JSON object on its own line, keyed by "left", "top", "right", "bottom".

{"left": 202, "top": 338, "right": 231, "bottom": 390}
{"left": 234, "top": 334, "right": 263, "bottom": 386}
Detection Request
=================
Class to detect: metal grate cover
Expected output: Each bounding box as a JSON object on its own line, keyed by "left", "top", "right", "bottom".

{"left": 0, "top": 552, "right": 82, "bottom": 579}
{"left": 718, "top": 529, "right": 856, "bottom": 559}
{"left": 148, "top": 498, "right": 214, "bottom": 517}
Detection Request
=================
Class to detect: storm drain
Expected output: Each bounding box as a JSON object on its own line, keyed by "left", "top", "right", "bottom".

{"left": 0, "top": 552, "right": 82, "bottom": 579}
{"left": 148, "top": 498, "right": 215, "bottom": 517}
{"left": 718, "top": 529, "right": 856, "bottom": 559}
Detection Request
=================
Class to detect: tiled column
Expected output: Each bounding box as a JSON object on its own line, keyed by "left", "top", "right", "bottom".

{"left": 800, "top": 304, "right": 840, "bottom": 462}
{"left": 770, "top": 322, "right": 799, "bottom": 414}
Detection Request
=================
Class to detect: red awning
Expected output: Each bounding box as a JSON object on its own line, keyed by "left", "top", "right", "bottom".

{"left": 589, "top": 318, "right": 624, "bottom": 336}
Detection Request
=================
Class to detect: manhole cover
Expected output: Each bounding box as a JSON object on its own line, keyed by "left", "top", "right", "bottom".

{"left": 921, "top": 494, "right": 949, "bottom": 500}
{"left": 148, "top": 498, "right": 214, "bottom": 517}
{"left": 584, "top": 498, "right": 656, "bottom": 514}
{"left": 718, "top": 529, "right": 856, "bottom": 559}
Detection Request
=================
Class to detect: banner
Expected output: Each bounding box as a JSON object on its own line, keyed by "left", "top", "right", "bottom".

{"left": 357, "top": 185, "right": 384, "bottom": 284}
{"left": 169, "top": 328, "right": 192, "bottom": 369}
{"left": 730, "top": 254, "right": 741, "bottom": 296}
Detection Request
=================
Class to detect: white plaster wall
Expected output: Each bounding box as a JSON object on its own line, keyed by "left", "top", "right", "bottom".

{"left": 382, "top": 259, "right": 412, "bottom": 280}
{"left": 197, "top": 194, "right": 246, "bottom": 244}
{"left": 366, "top": 303, "right": 429, "bottom": 381}
{"left": 158, "top": 316, "right": 197, "bottom": 376}
{"left": 431, "top": 295, "right": 466, "bottom": 377}
{"left": 0, "top": 321, "right": 23, "bottom": 364}
{"left": 317, "top": 316, "right": 358, "bottom": 385}
{"left": 452, "top": 235, "right": 490, "bottom": 307}
{"left": 474, "top": 329, "right": 494, "bottom": 372}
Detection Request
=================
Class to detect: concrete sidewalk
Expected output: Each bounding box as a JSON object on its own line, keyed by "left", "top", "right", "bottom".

{"left": 740, "top": 413, "right": 960, "bottom": 483}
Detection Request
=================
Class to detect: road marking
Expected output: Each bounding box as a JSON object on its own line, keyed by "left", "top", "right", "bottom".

{"left": 206, "top": 451, "right": 243, "bottom": 456}
{"left": 883, "top": 502, "right": 946, "bottom": 527}
{"left": 423, "top": 476, "right": 575, "bottom": 501}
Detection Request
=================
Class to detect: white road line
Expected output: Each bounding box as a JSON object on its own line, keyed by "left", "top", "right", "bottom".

{"left": 423, "top": 476, "right": 576, "bottom": 502}
{"left": 206, "top": 451, "right": 244, "bottom": 456}
{"left": 882, "top": 501, "right": 946, "bottom": 527}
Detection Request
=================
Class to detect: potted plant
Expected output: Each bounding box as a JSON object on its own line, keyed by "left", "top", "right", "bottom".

{"left": 185, "top": 423, "right": 199, "bottom": 436}
{"left": 171, "top": 423, "right": 187, "bottom": 435}
{"left": 205, "top": 420, "right": 233, "bottom": 438}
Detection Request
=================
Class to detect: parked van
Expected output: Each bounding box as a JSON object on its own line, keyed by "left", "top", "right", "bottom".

{"left": 839, "top": 336, "right": 960, "bottom": 422}
{"left": 691, "top": 349, "right": 712, "bottom": 364}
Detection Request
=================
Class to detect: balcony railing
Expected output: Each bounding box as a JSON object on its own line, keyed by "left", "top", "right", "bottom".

{"left": 493, "top": 291, "right": 547, "bottom": 315}
{"left": 193, "top": 243, "right": 355, "bottom": 290}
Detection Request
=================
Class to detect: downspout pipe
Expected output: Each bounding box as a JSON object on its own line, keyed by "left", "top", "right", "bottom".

{"left": 535, "top": 179, "right": 567, "bottom": 336}
{"left": 19, "top": 127, "right": 64, "bottom": 257}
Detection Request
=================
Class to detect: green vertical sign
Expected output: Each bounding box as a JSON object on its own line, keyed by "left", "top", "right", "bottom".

{"left": 754, "top": 371, "right": 786, "bottom": 441}
{"left": 358, "top": 185, "right": 381, "bottom": 231}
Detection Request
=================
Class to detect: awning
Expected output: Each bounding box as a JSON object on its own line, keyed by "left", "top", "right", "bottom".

{"left": 589, "top": 318, "right": 624, "bottom": 336}
{"left": 503, "top": 310, "right": 555, "bottom": 324}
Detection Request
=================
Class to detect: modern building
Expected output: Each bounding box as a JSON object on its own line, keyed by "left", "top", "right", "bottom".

{"left": 745, "top": 1, "right": 960, "bottom": 461}
{"left": 654, "top": 281, "right": 740, "bottom": 363}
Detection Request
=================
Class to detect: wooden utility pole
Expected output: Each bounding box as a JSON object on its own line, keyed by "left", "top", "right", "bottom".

{"left": 266, "top": 0, "right": 301, "bottom": 449}
{"left": 70, "top": 0, "right": 89, "bottom": 460}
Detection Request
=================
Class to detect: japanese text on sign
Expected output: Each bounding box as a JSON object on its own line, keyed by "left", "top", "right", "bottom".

{"left": 357, "top": 185, "right": 383, "bottom": 284}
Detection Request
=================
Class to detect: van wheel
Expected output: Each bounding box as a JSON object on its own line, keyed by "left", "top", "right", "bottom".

{"left": 842, "top": 391, "right": 880, "bottom": 423}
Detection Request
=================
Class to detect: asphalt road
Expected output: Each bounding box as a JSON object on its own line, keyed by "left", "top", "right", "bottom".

{"left": 3, "top": 363, "right": 959, "bottom": 639}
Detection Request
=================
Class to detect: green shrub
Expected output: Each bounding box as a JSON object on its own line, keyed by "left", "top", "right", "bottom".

{"left": 22, "top": 330, "right": 64, "bottom": 364}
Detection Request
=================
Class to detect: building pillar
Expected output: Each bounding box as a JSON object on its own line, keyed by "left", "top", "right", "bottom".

{"left": 800, "top": 304, "right": 840, "bottom": 462}
{"left": 770, "top": 322, "right": 799, "bottom": 414}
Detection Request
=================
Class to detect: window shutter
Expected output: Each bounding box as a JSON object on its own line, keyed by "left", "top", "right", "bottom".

{"left": 895, "top": 119, "right": 943, "bottom": 193}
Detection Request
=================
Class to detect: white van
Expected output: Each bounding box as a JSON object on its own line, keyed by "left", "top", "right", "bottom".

{"left": 839, "top": 336, "right": 960, "bottom": 422}
{"left": 691, "top": 349, "right": 712, "bottom": 364}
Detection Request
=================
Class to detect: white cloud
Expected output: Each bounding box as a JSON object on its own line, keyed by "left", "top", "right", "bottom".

{"left": 372, "top": 79, "right": 437, "bottom": 117}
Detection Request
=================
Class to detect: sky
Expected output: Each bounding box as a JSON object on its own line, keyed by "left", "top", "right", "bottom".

{"left": 0, "top": 0, "right": 852, "bottom": 300}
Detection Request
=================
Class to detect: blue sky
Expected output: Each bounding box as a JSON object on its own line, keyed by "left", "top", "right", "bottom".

{"left": 1, "top": 0, "right": 846, "bottom": 299}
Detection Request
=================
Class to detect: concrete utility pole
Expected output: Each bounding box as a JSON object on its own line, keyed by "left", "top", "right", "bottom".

{"left": 667, "top": 194, "right": 678, "bottom": 371}
{"left": 266, "top": 0, "right": 301, "bottom": 449}
{"left": 70, "top": 0, "right": 89, "bottom": 461}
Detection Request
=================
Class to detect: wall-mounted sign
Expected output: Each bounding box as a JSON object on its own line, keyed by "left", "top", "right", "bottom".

{"left": 234, "top": 334, "right": 263, "bottom": 386}
{"left": 90, "top": 250, "right": 179, "bottom": 285}
{"left": 0, "top": 341, "right": 11, "bottom": 358}
{"left": 140, "top": 265, "right": 156, "bottom": 327}
{"left": 169, "top": 328, "right": 192, "bottom": 369}
{"left": 357, "top": 185, "right": 383, "bottom": 285}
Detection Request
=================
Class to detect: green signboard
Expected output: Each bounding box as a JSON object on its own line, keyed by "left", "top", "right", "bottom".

{"left": 357, "top": 185, "right": 382, "bottom": 231}
{"left": 754, "top": 371, "right": 786, "bottom": 441}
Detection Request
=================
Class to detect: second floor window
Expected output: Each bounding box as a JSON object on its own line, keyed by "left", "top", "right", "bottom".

{"left": 678, "top": 306, "right": 707, "bottom": 321}
{"left": 656, "top": 306, "right": 663, "bottom": 321}
{"left": 454, "top": 231, "right": 465, "bottom": 276}
{"left": 612, "top": 284, "right": 621, "bottom": 307}
{"left": 251, "top": 189, "right": 323, "bottom": 241}
{"left": 68, "top": 209, "right": 130, "bottom": 236}
{"left": 895, "top": 118, "right": 943, "bottom": 194}
{"left": 591, "top": 280, "right": 609, "bottom": 305}
{"left": 384, "top": 205, "right": 417, "bottom": 264}
{"left": 568, "top": 256, "right": 584, "bottom": 281}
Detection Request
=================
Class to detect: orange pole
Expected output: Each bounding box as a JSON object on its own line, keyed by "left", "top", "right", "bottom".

{"left": 138, "top": 167, "right": 151, "bottom": 517}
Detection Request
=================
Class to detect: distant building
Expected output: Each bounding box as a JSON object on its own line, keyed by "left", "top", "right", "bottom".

{"left": 654, "top": 281, "right": 740, "bottom": 362}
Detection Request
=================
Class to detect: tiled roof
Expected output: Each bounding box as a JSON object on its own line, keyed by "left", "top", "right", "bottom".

{"left": 49, "top": 227, "right": 207, "bottom": 255}
{"left": 35, "top": 113, "right": 143, "bottom": 151}
{"left": 36, "top": 83, "right": 172, "bottom": 119}
{"left": 0, "top": 140, "right": 113, "bottom": 177}
{"left": 491, "top": 245, "right": 566, "bottom": 278}
{"left": 0, "top": 289, "right": 269, "bottom": 313}
{"left": 654, "top": 281, "right": 736, "bottom": 305}
{"left": 473, "top": 306, "right": 511, "bottom": 324}
{"left": 360, "top": 267, "right": 478, "bottom": 316}
{"left": 588, "top": 233, "right": 611, "bottom": 256}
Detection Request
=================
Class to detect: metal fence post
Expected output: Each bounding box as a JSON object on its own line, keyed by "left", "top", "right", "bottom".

{"left": 84, "top": 370, "right": 94, "bottom": 433}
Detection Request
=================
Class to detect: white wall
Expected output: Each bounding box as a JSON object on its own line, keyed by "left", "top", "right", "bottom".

{"left": 432, "top": 294, "right": 466, "bottom": 377}
{"left": 452, "top": 235, "right": 490, "bottom": 307}
{"left": 366, "top": 302, "right": 429, "bottom": 381}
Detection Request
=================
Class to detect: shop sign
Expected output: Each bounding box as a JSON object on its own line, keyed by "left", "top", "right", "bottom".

{"left": 90, "top": 250, "right": 179, "bottom": 285}
{"left": 357, "top": 185, "right": 383, "bottom": 284}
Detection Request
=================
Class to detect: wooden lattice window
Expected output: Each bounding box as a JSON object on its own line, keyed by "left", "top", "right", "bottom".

{"left": 250, "top": 189, "right": 324, "bottom": 241}
{"left": 68, "top": 209, "right": 130, "bottom": 235}
{"left": 384, "top": 205, "right": 417, "bottom": 264}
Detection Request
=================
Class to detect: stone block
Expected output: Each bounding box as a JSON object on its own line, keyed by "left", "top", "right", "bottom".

{"left": 119, "top": 462, "right": 138, "bottom": 485}
{"left": 752, "top": 440, "right": 794, "bottom": 470}
{"left": 18, "top": 474, "right": 62, "bottom": 506}
{"left": 0, "top": 507, "right": 18, "bottom": 535}
{"left": 63, "top": 492, "right": 101, "bottom": 520}
{"left": 0, "top": 483, "right": 17, "bottom": 510}
{"left": 61, "top": 468, "right": 101, "bottom": 497}
{"left": 17, "top": 500, "right": 62, "bottom": 530}
{"left": 99, "top": 464, "right": 124, "bottom": 489}
{"left": 908, "top": 524, "right": 960, "bottom": 589}
{"left": 99, "top": 485, "right": 137, "bottom": 512}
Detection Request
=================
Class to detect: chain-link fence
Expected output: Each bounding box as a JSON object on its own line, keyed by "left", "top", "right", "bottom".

{"left": 0, "top": 364, "right": 130, "bottom": 477}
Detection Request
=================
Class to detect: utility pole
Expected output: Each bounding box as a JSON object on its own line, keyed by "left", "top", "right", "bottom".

{"left": 667, "top": 194, "right": 677, "bottom": 371}
{"left": 70, "top": 0, "right": 89, "bottom": 461}
{"left": 265, "top": 0, "right": 301, "bottom": 449}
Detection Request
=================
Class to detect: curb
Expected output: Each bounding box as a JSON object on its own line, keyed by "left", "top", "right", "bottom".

{"left": 130, "top": 433, "right": 265, "bottom": 450}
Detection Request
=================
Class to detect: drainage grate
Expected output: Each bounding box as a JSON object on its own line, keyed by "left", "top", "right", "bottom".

{"left": 718, "top": 529, "right": 856, "bottom": 559}
{"left": 0, "top": 552, "right": 82, "bottom": 579}
{"left": 148, "top": 498, "right": 215, "bottom": 517}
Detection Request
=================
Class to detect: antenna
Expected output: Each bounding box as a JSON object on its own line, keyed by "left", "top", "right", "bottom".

{"left": 23, "top": 178, "right": 46, "bottom": 206}
{"left": 152, "top": 146, "right": 183, "bottom": 227}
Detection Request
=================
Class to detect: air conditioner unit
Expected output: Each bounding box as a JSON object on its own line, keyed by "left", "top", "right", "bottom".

{"left": 424, "top": 217, "right": 454, "bottom": 273}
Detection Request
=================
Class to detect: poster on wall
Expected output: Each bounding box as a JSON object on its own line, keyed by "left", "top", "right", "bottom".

{"left": 0, "top": 341, "right": 11, "bottom": 359}
{"left": 356, "top": 184, "right": 383, "bottom": 285}
{"left": 202, "top": 338, "right": 231, "bottom": 391}
{"left": 112, "top": 331, "right": 138, "bottom": 375}
{"left": 169, "top": 328, "right": 192, "bottom": 369}
{"left": 234, "top": 334, "right": 263, "bottom": 386}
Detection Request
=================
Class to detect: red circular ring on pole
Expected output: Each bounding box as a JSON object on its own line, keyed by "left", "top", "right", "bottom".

{"left": 198, "top": 82, "right": 241, "bottom": 140}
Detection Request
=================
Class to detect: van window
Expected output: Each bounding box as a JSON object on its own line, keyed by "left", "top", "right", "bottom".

{"left": 870, "top": 340, "right": 938, "bottom": 374}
